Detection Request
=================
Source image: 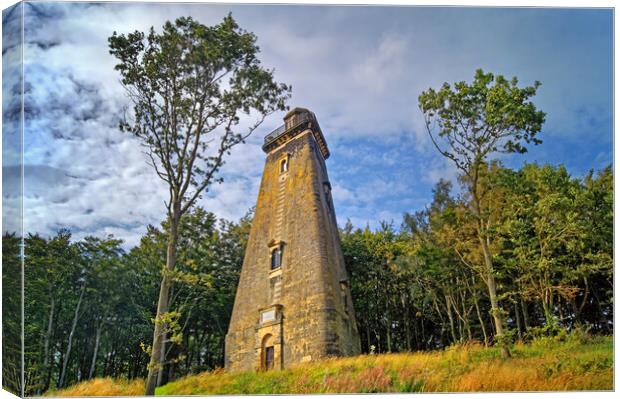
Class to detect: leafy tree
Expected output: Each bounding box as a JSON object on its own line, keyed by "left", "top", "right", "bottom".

{"left": 18, "top": 207, "right": 251, "bottom": 396}
{"left": 398, "top": 180, "right": 487, "bottom": 347}
{"left": 418, "top": 69, "right": 545, "bottom": 357}
{"left": 572, "top": 167, "right": 613, "bottom": 330}
{"left": 124, "top": 207, "right": 250, "bottom": 384}
{"left": 14, "top": 162, "right": 613, "bottom": 396}
{"left": 108, "top": 15, "right": 290, "bottom": 394}
{"left": 2, "top": 233, "right": 22, "bottom": 395}
{"left": 23, "top": 231, "right": 83, "bottom": 392}
{"left": 500, "top": 164, "right": 580, "bottom": 330}
{"left": 76, "top": 236, "right": 126, "bottom": 380}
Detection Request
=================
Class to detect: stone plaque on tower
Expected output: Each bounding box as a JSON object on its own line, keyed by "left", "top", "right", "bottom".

{"left": 225, "top": 107, "right": 361, "bottom": 372}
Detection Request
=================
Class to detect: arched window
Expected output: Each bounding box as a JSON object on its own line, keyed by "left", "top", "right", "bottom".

{"left": 280, "top": 158, "right": 288, "bottom": 173}
{"left": 271, "top": 246, "right": 282, "bottom": 270}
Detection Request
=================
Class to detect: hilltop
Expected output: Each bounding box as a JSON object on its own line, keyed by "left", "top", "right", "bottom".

{"left": 49, "top": 334, "right": 612, "bottom": 396}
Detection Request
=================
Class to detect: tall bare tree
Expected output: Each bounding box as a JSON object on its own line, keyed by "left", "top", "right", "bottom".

{"left": 108, "top": 15, "right": 290, "bottom": 394}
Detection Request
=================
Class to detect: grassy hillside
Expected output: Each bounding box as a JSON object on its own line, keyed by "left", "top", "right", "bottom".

{"left": 46, "top": 378, "right": 145, "bottom": 397}
{"left": 49, "top": 334, "right": 612, "bottom": 396}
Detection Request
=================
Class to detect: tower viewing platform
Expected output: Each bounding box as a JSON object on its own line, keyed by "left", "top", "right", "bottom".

{"left": 262, "top": 107, "right": 330, "bottom": 159}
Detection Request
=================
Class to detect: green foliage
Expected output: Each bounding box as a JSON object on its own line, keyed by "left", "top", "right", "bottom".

{"left": 343, "top": 162, "right": 612, "bottom": 356}
{"left": 109, "top": 15, "right": 289, "bottom": 393}
{"left": 418, "top": 69, "right": 550, "bottom": 358}
{"left": 126, "top": 207, "right": 252, "bottom": 380}
{"left": 108, "top": 15, "right": 290, "bottom": 215}
{"left": 418, "top": 69, "right": 545, "bottom": 172}
{"left": 22, "top": 162, "right": 611, "bottom": 396}
{"left": 19, "top": 207, "right": 251, "bottom": 396}
{"left": 30, "top": 167, "right": 612, "bottom": 396}
{"left": 2, "top": 233, "right": 22, "bottom": 395}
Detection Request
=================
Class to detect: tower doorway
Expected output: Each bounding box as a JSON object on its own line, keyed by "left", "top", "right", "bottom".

{"left": 261, "top": 334, "right": 275, "bottom": 370}
{"left": 264, "top": 346, "right": 274, "bottom": 370}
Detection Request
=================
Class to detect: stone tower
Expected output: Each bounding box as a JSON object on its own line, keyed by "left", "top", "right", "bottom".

{"left": 225, "top": 107, "right": 361, "bottom": 372}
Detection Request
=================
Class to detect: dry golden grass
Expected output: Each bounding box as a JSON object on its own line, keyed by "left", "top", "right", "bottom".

{"left": 49, "top": 335, "right": 613, "bottom": 396}
{"left": 46, "top": 378, "right": 144, "bottom": 397}
{"left": 451, "top": 358, "right": 613, "bottom": 392}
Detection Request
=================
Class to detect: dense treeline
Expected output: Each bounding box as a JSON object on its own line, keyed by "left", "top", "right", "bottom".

{"left": 2, "top": 162, "right": 612, "bottom": 396}
{"left": 343, "top": 162, "right": 613, "bottom": 354}
{"left": 5, "top": 208, "right": 251, "bottom": 395}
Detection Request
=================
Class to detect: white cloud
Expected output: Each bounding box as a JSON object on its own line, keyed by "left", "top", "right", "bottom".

{"left": 6, "top": 3, "right": 611, "bottom": 246}
{"left": 352, "top": 35, "right": 408, "bottom": 92}
{"left": 331, "top": 183, "right": 355, "bottom": 203}
{"left": 423, "top": 157, "right": 459, "bottom": 188}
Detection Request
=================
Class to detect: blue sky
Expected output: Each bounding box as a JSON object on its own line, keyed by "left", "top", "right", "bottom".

{"left": 2, "top": 2, "right": 613, "bottom": 247}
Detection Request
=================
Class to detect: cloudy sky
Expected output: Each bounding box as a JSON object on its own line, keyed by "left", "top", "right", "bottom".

{"left": 2, "top": 1, "right": 613, "bottom": 248}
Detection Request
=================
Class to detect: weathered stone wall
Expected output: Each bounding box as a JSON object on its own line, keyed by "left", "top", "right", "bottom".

{"left": 225, "top": 122, "right": 361, "bottom": 372}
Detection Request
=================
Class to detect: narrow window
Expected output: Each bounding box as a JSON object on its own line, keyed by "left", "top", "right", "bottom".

{"left": 280, "top": 158, "right": 288, "bottom": 173}
{"left": 271, "top": 246, "right": 282, "bottom": 270}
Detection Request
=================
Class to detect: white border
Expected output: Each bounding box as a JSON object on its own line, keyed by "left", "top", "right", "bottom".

{"left": 0, "top": 1, "right": 616, "bottom": 399}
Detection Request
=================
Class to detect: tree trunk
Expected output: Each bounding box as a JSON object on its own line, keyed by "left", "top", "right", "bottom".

{"left": 471, "top": 172, "right": 509, "bottom": 357}
{"left": 145, "top": 208, "right": 179, "bottom": 395}
{"left": 479, "top": 234, "right": 510, "bottom": 358}
{"left": 457, "top": 288, "right": 472, "bottom": 341}
{"left": 473, "top": 295, "right": 488, "bottom": 346}
{"left": 541, "top": 293, "right": 555, "bottom": 329}
{"left": 521, "top": 297, "right": 530, "bottom": 330}
{"left": 411, "top": 312, "right": 419, "bottom": 350}
{"left": 40, "top": 297, "right": 55, "bottom": 393}
{"left": 103, "top": 347, "right": 110, "bottom": 377}
{"left": 109, "top": 348, "right": 117, "bottom": 376}
{"left": 385, "top": 294, "right": 392, "bottom": 353}
{"left": 88, "top": 320, "right": 103, "bottom": 379}
{"left": 574, "top": 277, "right": 589, "bottom": 323}
{"left": 403, "top": 303, "right": 412, "bottom": 351}
{"left": 156, "top": 334, "right": 167, "bottom": 387}
{"left": 420, "top": 315, "right": 426, "bottom": 349}
{"left": 167, "top": 354, "right": 176, "bottom": 383}
{"left": 514, "top": 302, "right": 522, "bottom": 340}
{"left": 58, "top": 284, "right": 85, "bottom": 388}
{"left": 431, "top": 295, "right": 448, "bottom": 345}
{"left": 185, "top": 334, "right": 192, "bottom": 371}
{"left": 485, "top": 270, "right": 509, "bottom": 357}
{"left": 445, "top": 294, "right": 458, "bottom": 343}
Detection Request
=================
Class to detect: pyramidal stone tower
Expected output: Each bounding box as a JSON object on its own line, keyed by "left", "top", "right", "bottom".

{"left": 225, "top": 107, "right": 361, "bottom": 371}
